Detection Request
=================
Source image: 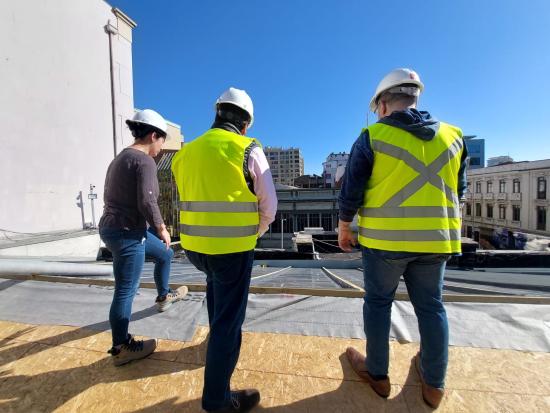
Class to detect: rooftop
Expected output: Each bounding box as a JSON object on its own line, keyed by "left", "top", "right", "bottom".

{"left": 468, "top": 158, "right": 550, "bottom": 175}
{"left": 1, "top": 256, "right": 549, "bottom": 412}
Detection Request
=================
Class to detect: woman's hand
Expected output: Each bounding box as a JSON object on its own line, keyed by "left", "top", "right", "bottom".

{"left": 157, "top": 224, "right": 171, "bottom": 249}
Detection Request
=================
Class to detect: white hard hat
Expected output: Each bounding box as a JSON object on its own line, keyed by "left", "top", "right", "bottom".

{"left": 127, "top": 109, "right": 168, "bottom": 134}
{"left": 369, "top": 68, "right": 424, "bottom": 113}
{"left": 215, "top": 87, "right": 254, "bottom": 128}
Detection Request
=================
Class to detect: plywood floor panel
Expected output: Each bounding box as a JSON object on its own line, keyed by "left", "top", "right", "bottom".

{"left": 1, "top": 320, "right": 549, "bottom": 413}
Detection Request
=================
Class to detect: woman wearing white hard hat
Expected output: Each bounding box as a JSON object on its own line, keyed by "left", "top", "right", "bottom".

{"left": 99, "top": 109, "right": 188, "bottom": 366}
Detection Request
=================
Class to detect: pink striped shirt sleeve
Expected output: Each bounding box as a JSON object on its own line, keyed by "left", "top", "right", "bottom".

{"left": 248, "top": 146, "right": 277, "bottom": 237}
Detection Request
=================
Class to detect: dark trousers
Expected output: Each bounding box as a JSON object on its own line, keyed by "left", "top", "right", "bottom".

{"left": 185, "top": 249, "right": 255, "bottom": 411}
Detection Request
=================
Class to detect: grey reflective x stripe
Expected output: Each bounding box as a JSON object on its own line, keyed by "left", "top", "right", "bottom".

{"left": 372, "top": 137, "right": 463, "bottom": 207}
{"left": 180, "top": 224, "right": 258, "bottom": 238}
{"left": 179, "top": 201, "right": 258, "bottom": 213}
{"left": 359, "top": 227, "right": 461, "bottom": 242}
{"left": 360, "top": 206, "right": 458, "bottom": 218}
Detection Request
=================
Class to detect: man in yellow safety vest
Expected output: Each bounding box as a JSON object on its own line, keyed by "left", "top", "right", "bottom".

{"left": 338, "top": 68, "right": 468, "bottom": 409}
{"left": 172, "top": 87, "right": 277, "bottom": 413}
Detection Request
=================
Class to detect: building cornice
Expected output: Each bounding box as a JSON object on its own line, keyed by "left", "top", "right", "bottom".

{"left": 112, "top": 8, "right": 137, "bottom": 29}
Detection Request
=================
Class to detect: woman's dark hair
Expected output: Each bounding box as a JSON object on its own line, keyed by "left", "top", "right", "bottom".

{"left": 126, "top": 120, "right": 167, "bottom": 140}
{"left": 215, "top": 103, "right": 251, "bottom": 131}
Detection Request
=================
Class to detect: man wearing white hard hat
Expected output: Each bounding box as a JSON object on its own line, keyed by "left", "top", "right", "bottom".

{"left": 99, "top": 109, "right": 188, "bottom": 367}
{"left": 338, "top": 69, "right": 468, "bottom": 408}
{"left": 172, "top": 88, "right": 276, "bottom": 412}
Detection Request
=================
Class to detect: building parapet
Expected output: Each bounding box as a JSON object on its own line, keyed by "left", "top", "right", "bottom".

{"left": 468, "top": 159, "right": 550, "bottom": 175}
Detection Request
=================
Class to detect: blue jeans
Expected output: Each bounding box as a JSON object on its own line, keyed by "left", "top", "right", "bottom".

{"left": 145, "top": 227, "right": 174, "bottom": 297}
{"left": 185, "top": 249, "right": 254, "bottom": 411}
{"left": 362, "top": 248, "right": 449, "bottom": 388}
{"left": 100, "top": 228, "right": 147, "bottom": 347}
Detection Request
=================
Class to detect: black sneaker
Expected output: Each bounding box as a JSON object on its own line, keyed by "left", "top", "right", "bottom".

{"left": 108, "top": 335, "right": 156, "bottom": 367}
{"left": 206, "top": 389, "right": 260, "bottom": 412}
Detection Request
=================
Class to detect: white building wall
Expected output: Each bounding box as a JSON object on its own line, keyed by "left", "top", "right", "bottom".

{"left": 0, "top": 0, "right": 135, "bottom": 233}
{"left": 463, "top": 160, "right": 550, "bottom": 237}
{"left": 323, "top": 152, "right": 349, "bottom": 187}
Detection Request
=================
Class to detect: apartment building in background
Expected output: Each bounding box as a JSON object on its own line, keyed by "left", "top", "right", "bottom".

{"left": 264, "top": 147, "right": 304, "bottom": 186}
{"left": 463, "top": 159, "right": 550, "bottom": 245}
{"left": 323, "top": 152, "right": 349, "bottom": 187}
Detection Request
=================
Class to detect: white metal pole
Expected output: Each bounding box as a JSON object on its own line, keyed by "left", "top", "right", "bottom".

{"left": 281, "top": 216, "right": 284, "bottom": 249}
{"left": 89, "top": 184, "right": 97, "bottom": 229}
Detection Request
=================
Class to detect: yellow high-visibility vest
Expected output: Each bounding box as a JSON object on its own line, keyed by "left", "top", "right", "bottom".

{"left": 171, "top": 128, "right": 260, "bottom": 254}
{"left": 358, "top": 122, "right": 464, "bottom": 253}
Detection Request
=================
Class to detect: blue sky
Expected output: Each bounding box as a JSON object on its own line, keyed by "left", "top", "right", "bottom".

{"left": 109, "top": 0, "right": 550, "bottom": 175}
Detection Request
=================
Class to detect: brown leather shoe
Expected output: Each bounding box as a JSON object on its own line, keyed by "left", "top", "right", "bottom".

{"left": 346, "top": 347, "right": 391, "bottom": 398}
{"left": 414, "top": 353, "right": 445, "bottom": 409}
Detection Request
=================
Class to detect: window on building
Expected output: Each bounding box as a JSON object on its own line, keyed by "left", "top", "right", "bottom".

{"left": 512, "top": 205, "right": 521, "bottom": 221}
{"left": 296, "top": 213, "right": 308, "bottom": 232}
{"left": 466, "top": 182, "right": 471, "bottom": 193}
{"left": 469, "top": 157, "right": 481, "bottom": 166}
{"left": 537, "top": 207, "right": 547, "bottom": 231}
{"left": 499, "top": 204, "right": 506, "bottom": 219}
{"left": 487, "top": 204, "right": 493, "bottom": 218}
{"left": 321, "top": 213, "right": 333, "bottom": 231}
{"left": 487, "top": 181, "right": 493, "bottom": 193}
{"left": 271, "top": 213, "right": 293, "bottom": 233}
{"left": 309, "top": 214, "right": 320, "bottom": 228}
{"left": 538, "top": 177, "right": 547, "bottom": 200}
{"left": 466, "top": 203, "right": 472, "bottom": 215}
{"left": 513, "top": 179, "right": 521, "bottom": 193}
{"left": 475, "top": 203, "right": 481, "bottom": 216}
{"left": 499, "top": 180, "right": 506, "bottom": 193}
{"left": 475, "top": 182, "right": 481, "bottom": 193}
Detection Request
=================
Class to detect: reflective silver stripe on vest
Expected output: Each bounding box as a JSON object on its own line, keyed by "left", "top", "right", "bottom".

{"left": 372, "top": 137, "right": 463, "bottom": 207}
{"left": 360, "top": 206, "right": 458, "bottom": 219}
{"left": 180, "top": 224, "right": 258, "bottom": 238}
{"left": 179, "top": 201, "right": 258, "bottom": 213}
{"left": 359, "top": 227, "right": 461, "bottom": 242}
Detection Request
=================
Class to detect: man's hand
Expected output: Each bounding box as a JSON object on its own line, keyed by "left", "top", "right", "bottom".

{"left": 157, "top": 224, "right": 171, "bottom": 249}
{"left": 338, "top": 220, "right": 357, "bottom": 252}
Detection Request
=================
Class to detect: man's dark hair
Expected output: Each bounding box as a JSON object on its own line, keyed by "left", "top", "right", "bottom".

{"left": 126, "top": 120, "right": 167, "bottom": 140}
{"left": 215, "top": 103, "right": 251, "bottom": 131}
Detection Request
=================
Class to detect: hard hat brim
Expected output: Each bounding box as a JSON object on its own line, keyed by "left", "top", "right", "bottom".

{"left": 369, "top": 78, "right": 424, "bottom": 113}
{"left": 126, "top": 119, "right": 170, "bottom": 139}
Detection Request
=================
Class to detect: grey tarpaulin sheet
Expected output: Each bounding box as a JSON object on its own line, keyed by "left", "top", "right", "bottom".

{"left": 0, "top": 279, "right": 203, "bottom": 342}
{"left": 1, "top": 280, "right": 549, "bottom": 352}
{"left": 230, "top": 294, "right": 550, "bottom": 353}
